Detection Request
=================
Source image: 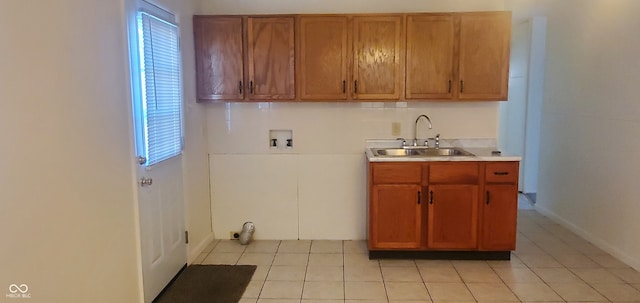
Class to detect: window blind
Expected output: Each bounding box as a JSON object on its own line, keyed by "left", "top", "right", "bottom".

{"left": 137, "top": 12, "right": 183, "bottom": 166}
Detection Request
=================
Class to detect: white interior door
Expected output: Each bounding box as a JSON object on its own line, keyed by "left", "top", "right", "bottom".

{"left": 136, "top": 157, "right": 186, "bottom": 302}
{"left": 129, "top": 5, "right": 187, "bottom": 302}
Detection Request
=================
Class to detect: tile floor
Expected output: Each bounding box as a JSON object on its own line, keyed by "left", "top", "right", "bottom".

{"left": 193, "top": 196, "right": 640, "bottom": 302}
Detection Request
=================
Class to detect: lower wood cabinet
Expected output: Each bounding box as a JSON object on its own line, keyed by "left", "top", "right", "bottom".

{"left": 427, "top": 184, "right": 478, "bottom": 249}
{"left": 370, "top": 184, "right": 423, "bottom": 249}
{"left": 368, "top": 161, "right": 519, "bottom": 253}
{"left": 480, "top": 184, "right": 517, "bottom": 250}
{"left": 480, "top": 162, "right": 519, "bottom": 250}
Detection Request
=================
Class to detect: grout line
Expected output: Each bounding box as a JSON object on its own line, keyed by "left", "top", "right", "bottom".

{"left": 342, "top": 240, "right": 346, "bottom": 301}
{"left": 413, "top": 257, "right": 434, "bottom": 302}
{"left": 488, "top": 257, "right": 528, "bottom": 302}
{"left": 513, "top": 223, "right": 568, "bottom": 302}
{"left": 450, "top": 261, "right": 479, "bottom": 302}
{"left": 379, "top": 258, "right": 390, "bottom": 302}
{"left": 513, "top": 213, "right": 614, "bottom": 302}
{"left": 301, "top": 240, "right": 312, "bottom": 301}
{"left": 237, "top": 217, "right": 636, "bottom": 302}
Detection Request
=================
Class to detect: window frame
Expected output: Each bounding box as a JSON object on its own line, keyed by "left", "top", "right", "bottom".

{"left": 129, "top": 2, "right": 184, "bottom": 168}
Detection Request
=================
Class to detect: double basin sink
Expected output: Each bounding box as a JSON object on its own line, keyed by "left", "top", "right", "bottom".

{"left": 371, "top": 147, "right": 475, "bottom": 157}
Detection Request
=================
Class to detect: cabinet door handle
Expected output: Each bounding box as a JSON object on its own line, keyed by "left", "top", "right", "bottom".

{"left": 342, "top": 80, "right": 346, "bottom": 93}
{"left": 238, "top": 81, "right": 243, "bottom": 94}
{"left": 448, "top": 80, "right": 452, "bottom": 93}
{"left": 486, "top": 191, "right": 491, "bottom": 205}
{"left": 249, "top": 81, "right": 254, "bottom": 94}
{"left": 460, "top": 80, "right": 464, "bottom": 93}
{"left": 354, "top": 80, "right": 358, "bottom": 94}
{"left": 417, "top": 191, "right": 421, "bottom": 205}
{"left": 494, "top": 171, "right": 509, "bottom": 176}
{"left": 429, "top": 190, "right": 433, "bottom": 204}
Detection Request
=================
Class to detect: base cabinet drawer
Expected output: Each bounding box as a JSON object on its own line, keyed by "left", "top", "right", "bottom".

{"left": 371, "top": 162, "right": 422, "bottom": 184}
{"left": 485, "top": 162, "right": 519, "bottom": 184}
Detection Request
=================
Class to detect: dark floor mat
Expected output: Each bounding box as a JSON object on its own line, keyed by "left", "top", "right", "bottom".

{"left": 154, "top": 265, "right": 256, "bottom": 303}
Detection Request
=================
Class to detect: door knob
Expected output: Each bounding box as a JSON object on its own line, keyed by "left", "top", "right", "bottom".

{"left": 139, "top": 177, "right": 153, "bottom": 187}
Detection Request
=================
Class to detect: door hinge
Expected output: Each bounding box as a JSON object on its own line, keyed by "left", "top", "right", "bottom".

{"left": 185, "top": 231, "right": 189, "bottom": 244}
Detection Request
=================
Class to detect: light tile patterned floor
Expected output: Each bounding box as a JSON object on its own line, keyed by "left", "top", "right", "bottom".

{"left": 193, "top": 198, "right": 640, "bottom": 302}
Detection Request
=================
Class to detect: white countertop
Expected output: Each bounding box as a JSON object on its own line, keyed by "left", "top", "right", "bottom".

{"left": 365, "top": 139, "right": 522, "bottom": 162}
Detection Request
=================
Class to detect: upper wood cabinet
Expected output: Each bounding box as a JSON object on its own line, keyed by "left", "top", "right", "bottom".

{"left": 406, "top": 12, "right": 511, "bottom": 101}
{"left": 352, "top": 16, "right": 404, "bottom": 100}
{"left": 194, "top": 16, "right": 244, "bottom": 101}
{"left": 457, "top": 12, "right": 511, "bottom": 100}
{"left": 194, "top": 16, "right": 295, "bottom": 102}
{"left": 406, "top": 14, "right": 455, "bottom": 100}
{"left": 297, "top": 15, "right": 403, "bottom": 101}
{"left": 195, "top": 12, "right": 510, "bottom": 102}
{"left": 247, "top": 17, "right": 295, "bottom": 100}
{"left": 297, "top": 16, "right": 349, "bottom": 100}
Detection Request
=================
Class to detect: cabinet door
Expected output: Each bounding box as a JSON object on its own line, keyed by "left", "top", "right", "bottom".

{"left": 370, "top": 184, "right": 422, "bottom": 249}
{"left": 353, "top": 16, "right": 404, "bottom": 100}
{"left": 458, "top": 12, "right": 511, "bottom": 100}
{"left": 406, "top": 14, "right": 455, "bottom": 100}
{"left": 247, "top": 17, "right": 295, "bottom": 100}
{"left": 298, "top": 16, "right": 349, "bottom": 100}
{"left": 427, "top": 185, "right": 478, "bottom": 249}
{"left": 194, "top": 16, "right": 244, "bottom": 101}
{"left": 480, "top": 184, "right": 518, "bottom": 250}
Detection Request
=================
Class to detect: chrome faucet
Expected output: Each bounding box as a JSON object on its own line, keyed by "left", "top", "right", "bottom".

{"left": 413, "top": 114, "right": 432, "bottom": 146}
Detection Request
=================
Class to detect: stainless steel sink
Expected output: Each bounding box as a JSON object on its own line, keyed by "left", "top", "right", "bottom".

{"left": 421, "top": 147, "right": 475, "bottom": 157}
{"left": 371, "top": 147, "right": 475, "bottom": 157}
{"left": 373, "top": 148, "right": 423, "bottom": 156}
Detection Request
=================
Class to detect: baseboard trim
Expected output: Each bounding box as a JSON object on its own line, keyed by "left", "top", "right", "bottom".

{"left": 534, "top": 204, "right": 640, "bottom": 271}
{"left": 187, "top": 232, "right": 215, "bottom": 264}
{"left": 369, "top": 250, "right": 510, "bottom": 260}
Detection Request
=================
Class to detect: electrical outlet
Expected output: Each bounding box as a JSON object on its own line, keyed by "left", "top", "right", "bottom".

{"left": 229, "top": 231, "right": 240, "bottom": 240}
{"left": 391, "top": 122, "right": 401, "bottom": 136}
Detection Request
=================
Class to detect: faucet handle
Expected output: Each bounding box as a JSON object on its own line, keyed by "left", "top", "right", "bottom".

{"left": 396, "top": 137, "right": 407, "bottom": 147}
{"left": 435, "top": 133, "right": 440, "bottom": 148}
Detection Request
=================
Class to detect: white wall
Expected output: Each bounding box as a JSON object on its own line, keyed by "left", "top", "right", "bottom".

{"left": 499, "top": 20, "right": 530, "bottom": 190}
{"left": 151, "top": 0, "right": 215, "bottom": 263}
{"left": 498, "top": 16, "right": 546, "bottom": 194}
{"left": 527, "top": 0, "right": 640, "bottom": 270}
{"left": 207, "top": 102, "right": 499, "bottom": 240}
{"left": 521, "top": 16, "right": 545, "bottom": 194}
{"left": 0, "top": 0, "right": 208, "bottom": 301}
{"left": 198, "top": 0, "right": 505, "bottom": 14}
{"left": 199, "top": 0, "right": 508, "bottom": 241}
{"left": 0, "top": 1, "right": 141, "bottom": 302}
